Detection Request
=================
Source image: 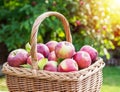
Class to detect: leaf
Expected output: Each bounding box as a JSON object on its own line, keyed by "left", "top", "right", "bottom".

{"left": 103, "top": 48, "right": 110, "bottom": 60}
{"left": 20, "top": 64, "right": 32, "bottom": 69}
{"left": 38, "top": 58, "right": 48, "bottom": 70}
{"left": 25, "top": 42, "right": 31, "bottom": 53}
{"left": 57, "top": 58, "right": 64, "bottom": 64}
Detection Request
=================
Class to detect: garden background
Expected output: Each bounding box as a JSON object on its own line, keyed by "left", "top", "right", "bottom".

{"left": 0, "top": 0, "right": 120, "bottom": 92}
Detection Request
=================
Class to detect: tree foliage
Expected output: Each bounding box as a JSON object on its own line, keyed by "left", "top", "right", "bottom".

{"left": 0, "top": 0, "right": 120, "bottom": 58}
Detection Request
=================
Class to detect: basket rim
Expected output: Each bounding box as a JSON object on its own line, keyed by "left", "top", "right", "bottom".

{"left": 2, "top": 57, "right": 105, "bottom": 81}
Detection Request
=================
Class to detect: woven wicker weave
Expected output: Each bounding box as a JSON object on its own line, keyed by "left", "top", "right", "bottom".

{"left": 2, "top": 12, "right": 105, "bottom": 92}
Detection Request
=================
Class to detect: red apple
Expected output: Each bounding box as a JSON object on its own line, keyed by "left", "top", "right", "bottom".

{"left": 73, "top": 51, "right": 91, "bottom": 69}
{"left": 102, "top": 25, "right": 107, "bottom": 30}
{"left": 79, "top": 1, "right": 84, "bottom": 5}
{"left": 37, "top": 43, "right": 50, "bottom": 57}
{"left": 58, "top": 59, "right": 78, "bottom": 72}
{"left": 46, "top": 41, "right": 58, "bottom": 52}
{"left": 48, "top": 51, "right": 57, "bottom": 61}
{"left": 44, "top": 61, "right": 58, "bottom": 72}
{"left": 7, "top": 49, "right": 28, "bottom": 67}
{"left": 55, "top": 41, "right": 75, "bottom": 59}
{"left": 80, "top": 45, "right": 98, "bottom": 62}
{"left": 76, "top": 20, "right": 81, "bottom": 26}
{"left": 27, "top": 53, "right": 44, "bottom": 65}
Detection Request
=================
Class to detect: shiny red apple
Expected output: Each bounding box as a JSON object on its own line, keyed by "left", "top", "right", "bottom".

{"left": 44, "top": 61, "right": 58, "bottom": 72}
{"left": 73, "top": 51, "right": 91, "bottom": 69}
{"left": 37, "top": 43, "right": 50, "bottom": 58}
{"left": 55, "top": 41, "right": 75, "bottom": 59}
{"left": 7, "top": 49, "right": 28, "bottom": 67}
{"left": 46, "top": 41, "right": 58, "bottom": 52}
{"left": 80, "top": 45, "right": 98, "bottom": 62}
{"left": 58, "top": 59, "right": 78, "bottom": 72}
{"left": 48, "top": 51, "right": 57, "bottom": 61}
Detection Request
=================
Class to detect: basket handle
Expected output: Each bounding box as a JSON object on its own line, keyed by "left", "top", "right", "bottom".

{"left": 30, "top": 12, "right": 72, "bottom": 69}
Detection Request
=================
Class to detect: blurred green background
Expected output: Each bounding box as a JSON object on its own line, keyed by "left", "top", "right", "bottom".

{"left": 0, "top": 0, "right": 120, "bottom": 92}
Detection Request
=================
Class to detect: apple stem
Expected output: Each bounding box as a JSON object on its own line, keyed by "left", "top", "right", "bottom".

{"left": 13, "top": 52, "right": 17, "bottom": 56}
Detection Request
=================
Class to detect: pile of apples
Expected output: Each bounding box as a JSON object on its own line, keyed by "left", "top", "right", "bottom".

{"left": 7, "top": 41, "right": 98, "bottom": 72}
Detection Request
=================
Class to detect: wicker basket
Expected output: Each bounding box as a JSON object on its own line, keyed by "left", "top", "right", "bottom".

{"left": 2, "top": 12, "right": 105, "bottom": 92}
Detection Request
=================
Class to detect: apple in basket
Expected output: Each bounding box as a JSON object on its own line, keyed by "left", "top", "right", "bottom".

{"left": 7, "top": 49, "right": 28, "bottom": 67}
{"left": 80, "top": 45, "right": 98, "bottom": 62}
{"left": 44, "top": 61, "right": 58, "bottom": 72}
{"left": 48, "top": 51, "right": 57, "bottom": 61}
{"left": 27, "top": 53, "right": 44, "bottom": 65}
{"left": 73, "top": 51, "right": 91, "bottom": 69}
{"left": 55, "top": 41, "right": 75, "bottom": 59}
{"left": 37, "top": 43, "right": 50, "bottom": 58}
{"left": 46, "top": 41, "right": 58, "bottom": 52}
{"left": 58, "top": 59, "right": 78, "bottom": 72}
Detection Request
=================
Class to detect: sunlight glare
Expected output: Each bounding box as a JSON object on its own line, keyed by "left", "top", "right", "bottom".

{"left": 105, "top": 0, "right": 120, "bottom": 10}
{"left": 112, "top": 0, "right": 120, "bottom": 8}
{"left": 114, "top": 0, "right": 120, "bottom": 4}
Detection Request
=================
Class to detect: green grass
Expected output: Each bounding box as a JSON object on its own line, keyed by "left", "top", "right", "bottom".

{"left": 101, "top": 66, "right": 120, "bottom": 92}
{"left": 0, "top": 66, "right": 120, "bottom": 92}
{"left": 0, "top": 76, "right": 8, "bottom": 91}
